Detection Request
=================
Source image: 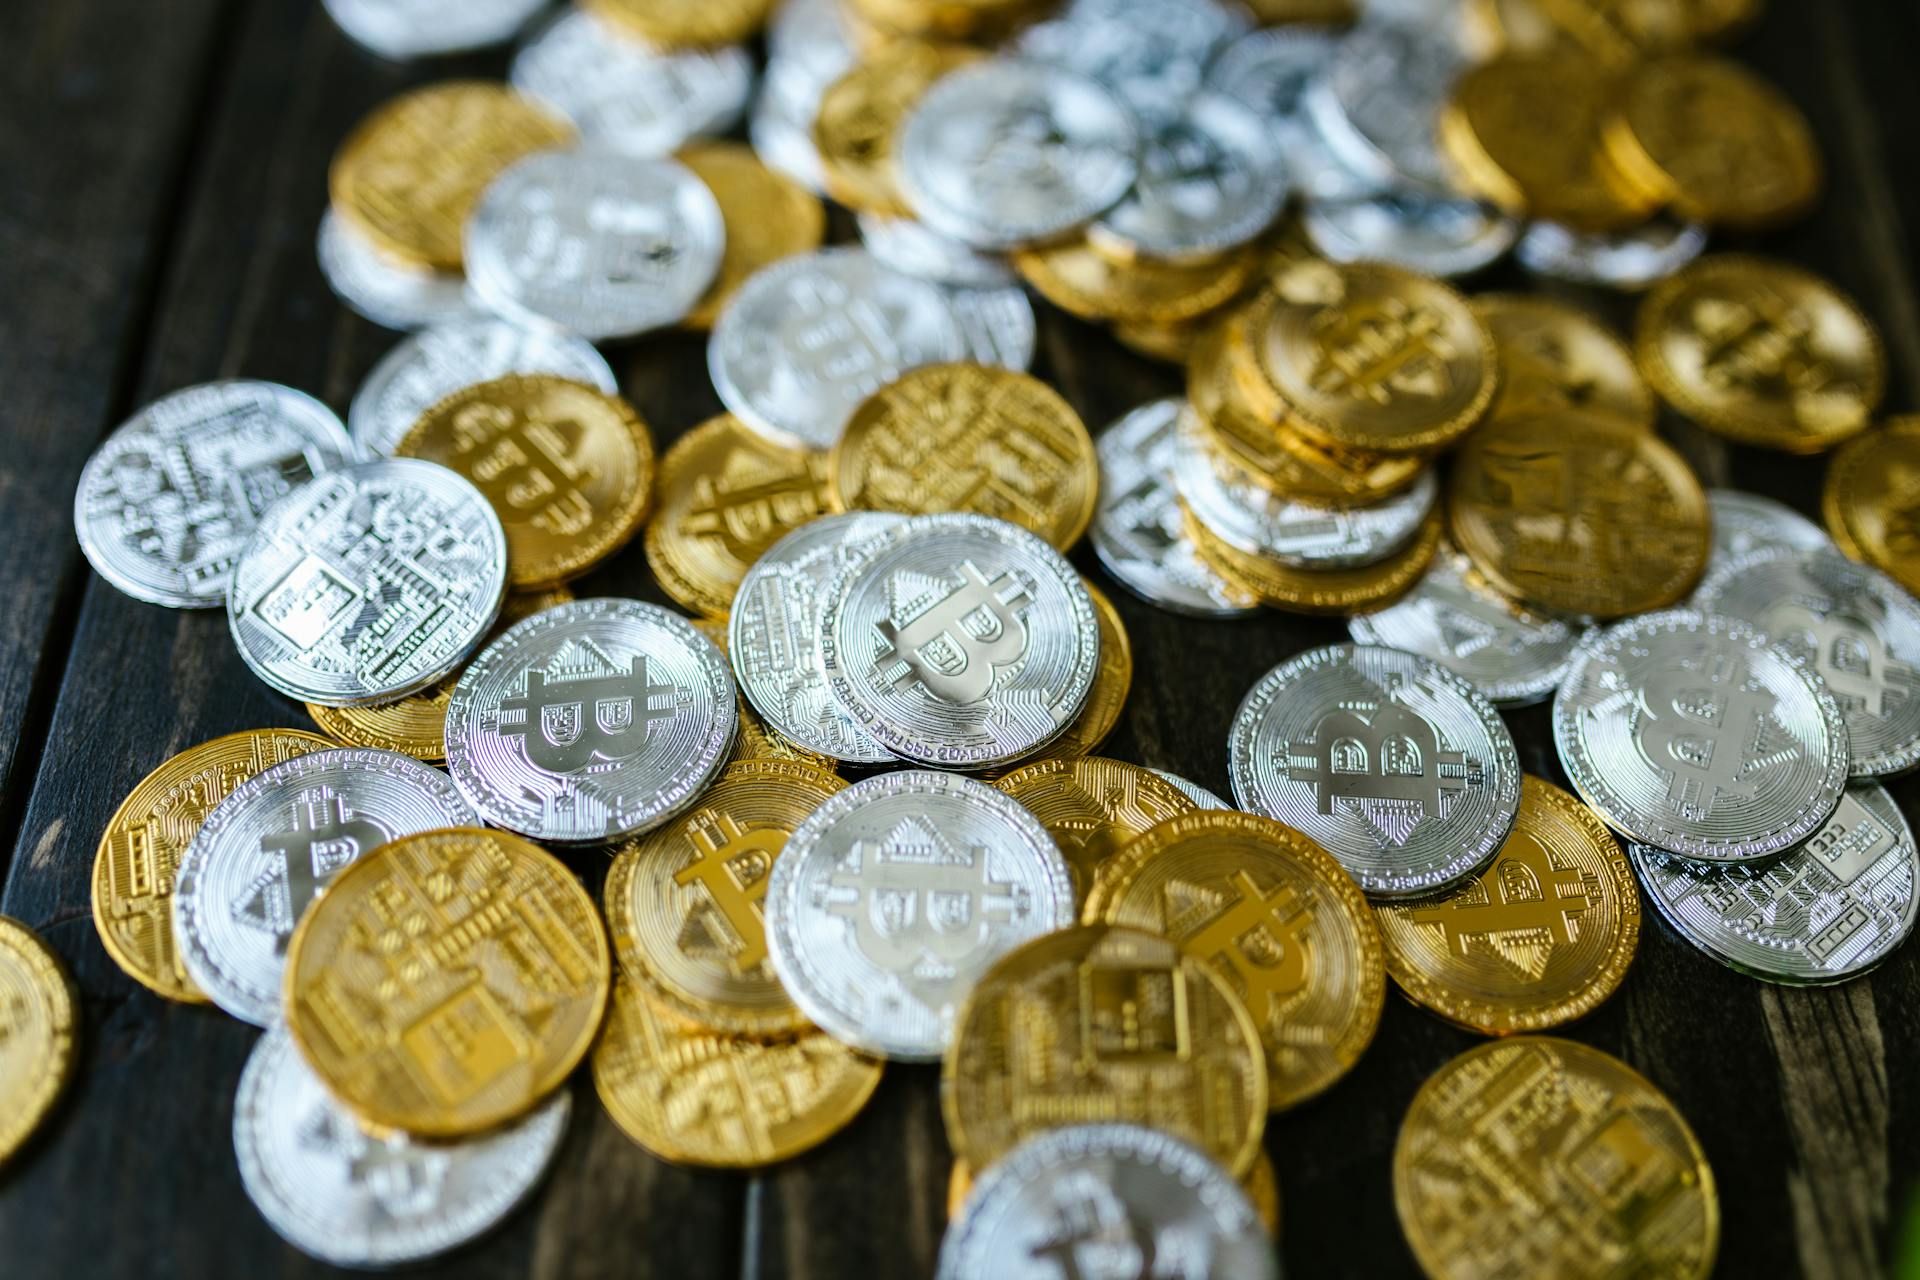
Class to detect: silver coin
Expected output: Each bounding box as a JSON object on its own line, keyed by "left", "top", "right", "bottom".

{"left": 1703, "top": 489, "right": 1832, "bottom": 574}
{"left": 749, "top": 60, "right": 835, "bottom": 195}
{"left": 349, "top": 318, "right": 616, "bottom": 458}
{"left": 1089, "top": 399, "right": 1258, "bottom": 619}
{"left": 511, "top": 9, "right": 753, "bottom": 157}
{"left": 1017, "top": 0, "right": 1249, "bottom": 120}
{"left": 707, "top": 248, "right": 967, "bottom": 449}
{"left": 1348, "top": 545, "right": 1595, "bottom": 708}
{"left": 1696, "top": 548, "right": 1920, "bottom": 779}
{"left": 896, "top": 60, "right": 1141, "bottom": 252}
{"left": 949, "top": 286, "right": 1037, "bottom": 372}
{"left": 1304, "top": 22, "right": 1464, "bottom": 193}
{"left": 1302, "top": 190, "right": 1518, "bottom": 278}
{"left": 444, "top": 597, "right": 735, "bottom": 844}
{"left": 767, "top": 0, "right": 857, "bottom": 91}
{"left": 858, "top": 213, "right": 1017, "bottom": 289}
{"left": 1229, "top": 643, "right": 1522, "bottom": 898}
{"left": 939, "top": 1124, "right": 1278, "bottom": 1280}
{"left": 228, "top": 459, "right": 505, "bottom": 705}
{"left": 1207, "top": 25, "right": 1339, "bottom": 122}
{"left": 317, "top": 209, "right": 483, "bottom": 333}
{"left": 1553, "top": 609, "right": 1850, "bottom": 863}
{"left": 819, "top": 513, "right": 1101, "bottom": 769}
{"left": 75, "top": 380, "right": 354, "bottom": 608}
{"left": 1631, "top": 781, "right": 1918, "bottom": 986}
{"left": 1515, "top": 217, "right": 1709, "bottom": 290}
{"left": 1149, "top": 768, "right": 1234, "bottom": 810}
{"left": 466, "top": 149, "right": 724, "bottom": 341}
{"left": 729, "top": 512, "right": 908, "bottom": 765}
{"left": 235, "top": 1026, "right": 569, "bottom": 1267}
{"left": 763, "top": 769, "right": 1075, "bottom": 1060}
{"left": 1285, "top": 103, "right": 1382, "bottom": 201}
{"left": 173, "top": 747, "right": 478, "bottom": 1026}
{"left": 321, "top": 0, "right": 547, "bottom": 59}
{"left": 1090, "top": 91, "right": 1287, "bottom": 263}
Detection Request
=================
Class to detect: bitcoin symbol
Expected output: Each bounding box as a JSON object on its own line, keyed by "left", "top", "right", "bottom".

{"left": 1634, "top": 653, "right": 1775, "bottom": 814}
{"left": 1284, "top": 701, "right": 1475, "bottom": 832}
{"left": 305, "top": 1106, "right": 449, "bottom": 1216}
{"left": 876, "top": 563, "right": 1032, "bottom": 704}
{"left": 1407, "top": 836, "right": 1593, "bottom": 970}
{"left": 243, "top": 789, "right": 390, "bottom": 955}
{"left": 682, "top": 453, "right": 828, "bottom": 561}
{"left": 1178, "top": 871, "right": 1311, "bottom": 1020}
{"left": 500, "top": 654, "right": 682, "bottom": 774}
{"left": 828, "top": 818, "right": 1017, "bottom": 969}
{"left": 675, "top": 811, "right": 784, "bottom": 974}
{"left": 1692, "top": 294, "right": 1832, "bottom": 398}
{"left": 1758, "top": 601, "right": 1914, "bottom": 718}
{"left": 1308, "top": 297, "right": 1454, "bottom": 406}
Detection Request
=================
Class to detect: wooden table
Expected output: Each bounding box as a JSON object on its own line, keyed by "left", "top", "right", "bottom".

{"left": 3, "top": 2, "right": 1917, "bottom": 1276}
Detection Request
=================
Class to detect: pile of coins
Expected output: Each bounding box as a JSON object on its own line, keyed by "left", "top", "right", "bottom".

{"left": 0, "top": 0, "right": 1907, "bottom": 1276}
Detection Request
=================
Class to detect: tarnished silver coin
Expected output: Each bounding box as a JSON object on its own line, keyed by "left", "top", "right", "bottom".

{"left": 949, "top": 286, "right": 1037, "bottom": 372}
{"left": 857, "top": 213, "right": 1016, "bottom": 289}
{"left": 75, "top": 380, "right": 354, "bottom": 608}
{"left": 1090, "top": 399, "right": 1258, "bottom": 619}
{"left": 939, "top": 1124, "right": 1278, "bottom": 1280}
{"left": 1553, "top": 609, "right": 1850, "bottom": 863}
{"left": 1632, "top": 782, "right": 1918, "bottom": 986}
{"left": 1703, "top": 489, "right": 1832, "bottom": 574}
{"left": 1697, "top": 548, "right": 1920, "bottom": 779}
{"left": 348, "top": 318, "right": 616, "bottom": 457}
{"left": 763, "top": 769, "right": 1074, "bottom": 1060}
{"left": 730, "top": 512, "right": 907, "bottom": 765}
{"left": 1149, "top": 768, "right": 1233, "bottom": 810}
{"left": 466, "top": 149, "right": 724, "bottom": 340}
{"left": 510, "top": 9, "right": 753, "bottom": 157}
{"left": 1348, "top": 545, "right": 1594, "bottom": 708}
{"left": 708, "top": 248, "right": 967, "bottom": 449}
{"left": 1017, "top": 0, "right": 1249, "bottom": 120}
{"left": 317, "top": 209, "right": 483, "bottom": 333}
{"left": 1229, "top": 643, "right": 1522, "bottom": 898}
{"left": 444, "top": 597, "right": 735, "bottom": 844}
{"left": 819, "top": 513, "right": 1101, "bottom": 769}
{"left": 1515, "top": 218, "right": 1708, "bottom": 290}
{"left": 1302, "top": 191, "right": 1518, "bottom": 278}
{"left": 896, "top": 60, "right": 1141, "bottom": 251}
{"left": 228, "top": 458, "right": 506, "bottom": 706}
{"left": 173, "top": 747, "right": 478, "bottom": 1026}
{"left": 1304, "top": 22, "right": 1463, "bottom": 194}
{"left": 322, "top": 0, "right": 547, "bottom": 59}
{"left": 235, "top": 1027, "right": 569, "bottom": 1266}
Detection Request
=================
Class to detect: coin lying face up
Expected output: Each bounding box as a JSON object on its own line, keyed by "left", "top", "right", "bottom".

{"left": 317, "top": 210, "right": 483, "bottom": 334}
{"left": 322, "top": 0, "right": 549, "bottom": 59}
{"left": 1702, "top": 489, "right": 1832, "bottom": 571}
{"left": 0, "top": 915, "right": 77, "bottom": 1166}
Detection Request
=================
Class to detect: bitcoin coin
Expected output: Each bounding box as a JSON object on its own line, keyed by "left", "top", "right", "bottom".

{"left": 993, "top": 757, "right": 1195, "bottom": 904}
{"left": 285, "top": 827, "right": 611, "bottom": 1138}
{"left": 1471, "top": 294, "right": 1656, "bottom": 429}
{"left": 1635, "top": 255, "right": 1885, "bottom": 453}
{"left": 944, "top": 925, "right": 1267, "bottom": 1175}
{"left": 329, "top": 81, "right": 573, "bottom": 271}
{"left": 398, "top": 375, "right": 655, "bottom": 589}
{"left": 1299, "top": 191, "right": 1522, "bottom": 280}
{"left": 1089, "top": 810, "right": 1386, "bottom": 1108}
{"left": 1207, "top": 25, "right": 1341, "bottom": 150}
{"left": 1013, "top": 236, "right": 1259, "bottom": 326}
{"left": 1823, "top": 416, "right": 1920, "bottom": 598}
{"left": 1376, "top": 776, "right": 1638, "bottom": 1035}
{"left": 1152, "top": 769, "right": 1233, "bottom": 811}
{"left": 93, "top": 729, "right": 332, "bottom": 1003}
{"left": 949, "top": 286, "right": 1038, "bottom": 373}
{"left": 1230, "top": 643, "right": 1522, "bottom": 898}
{"left": 857, "top": 212, "right": 1016, "bottom": 289}
{"left": 1703, "top": 489, "right": 1832, "bottom": 574}
{"left": 234, "top": 1026, "right": 570, "bottom": 1267}
{"left": 764, "top": 769, "right": 1075, "bottom": 1060}
{"left": 686, "top": 616, "right": 841, "bottom": 774}
{"left": 1243, "top": 1147, "right": 1282, "bottom": 1239}
{"left": 317, "top": 210, "right": 483, "bottom": 333}
{"left": 814, "top": 42, "right": 981, "bottom": 216}
{"left": 0, "top": 916, "right": 77, "bottom": 1165}
{"left": 1516, "top": 215, "right": 1707, "bottom": 290}
{"left": 1017, "top": 0, "right": 1247, "bottom": 119}
{"left": 585, "top": 0, "right": 777, "bottom": 47}
{"left": 1005, "top": 580, "right": 1131, "bottom": 768}
{"left": 1553, "top": 609, "right": 1850, "bottom": 863}
{"left": 1303, "top": 20, "right": 1466, "bottom": 194}
{"left": 1185, "top": 502, "right": 1443, "bottom": 615}
{"left": 1448, "top": 410, "right": 1710, "bottom": 617}
{"left": 605, "top": 759, "right": 843, "bottom": 1037}
{"left": 323, "top": 0, "right": 548, "bottom": 58}
{"left": 679, "top": 143, "right": 827, "bottom": 329}
{"left": 1395, "top": 1037, "right": 1717, "bottom": 1280}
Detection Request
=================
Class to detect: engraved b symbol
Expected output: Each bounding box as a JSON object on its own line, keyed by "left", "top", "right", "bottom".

{"left": 500, "top": 657, "right": 682, "bottom": 774}
{"left": 1636, "top": 655, "right": 1774, "bottom": 812}
{"left": 1760, "top": 602, "right": 1914, "bottom": 718}
{"left": 1179, "top": 872, "right": 1310, "bottom": 1020}
{"left": 876, "top": 562, "right": 1032, "bottom": 704}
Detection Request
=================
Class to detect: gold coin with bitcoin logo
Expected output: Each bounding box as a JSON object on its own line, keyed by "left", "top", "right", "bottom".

{"left": 814, "top": 41, "right": 981, "bottom": 215}
{"left": 1001, "top": 581, "right": 1131, "bottom": 768}
{"left": 1824, "top": 417, "right": 1920, "bottom": 598}
{"left": 584, "top": 0, "right": 779, "bottom": 47}
{"left": 830, "top": 363, "right": 1098, "bottom": 550}
{"left": 1186, "top": 502, "right": 1441, "bottom": 615}
{"left": 605, "top": 760, "right": 843, "bottom": 1038}
{"left": 678, "top": 144, "right": 827, "bottom": 330}
{"left": 92, "top": 728, "right": 332, "bottom": 1003}
{"left": 1447, "top": 410, "right": 1708, "bottom": 617}
{"left": 1473, "top": 294, "right": 1655, "bottom": 429}
{"left": 284, "top": 827, "right": 611, "bottom": 1139}
{"left": 0, "top": 916, "right": 78, "bottom": 1165}
{"left": 593, "top": 975, "right": 881, "bottom": 1168}
{"left": 1013, "top": 236, "right": 1258, "bottom": 325}
{"left": 646, "top": 415, "right": 832, "bottom": 617}
{"left": 399, "top": 374, "right": 655, "bottom": 588}
{"left": 1086, "top": 810, "right": 1385, "bottom": 1110}
{"left": 1375, "top": 776, "right": 1639, "bottom": 1036}
{"left": 944, "top": 924, "right": 1267, "bottom": 1177}
{"left": 329, "top": 81, "right": 573, "bottom": 271}
{"left": 993, "top": 758, "right": 1195, "bottom": 904}
{"left": 1635, "top": 255, "right": 1885, "bottom": 453}
{"left": 1395, "top": 1037, "right": 1718, "bottom": 1280}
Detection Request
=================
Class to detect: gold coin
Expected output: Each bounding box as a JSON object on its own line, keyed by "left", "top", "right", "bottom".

{"left": 1375, "top": 776, "right": 1640, "bottom": 1036}
{"left": 584, "top": 0, "right": 779, "bottom": 47}
{"left": 1824, "top": 417, "right": 1920, "bottom": 598}
{"left": 1005, "top": 580, "right": 1131, "bottom": 768}
{"left": 1114, "top": 312, "right": 1214, "bottom": 365}
{"left": 0, "top": 916, "right": 78, "bottom": 1165}
{"left": 1087, "top": 810, "right": 1385, "bottom": 1110}
{"left": 399, "top": 374, "right": 656, "bottom": 588}
{"left": 1473, "top": 294, "right": 1655, "bottom": 429}
{"left": 829, "top": 362, "right": 1098, "bottom": 550}
{"left": 92, "top": 729, "right": 333, "bottom": 1003}
{"left": 1467, "top": 0, "right": 1697, "bottom": 65}
{"left": 814, "top": 42, "right": 981, "bottom": 215}
{"left": 605, "top": 760, "right": 844, "bottom": 1038}
{"left": 1243, "top": 259, "right": 1498, "bottom": 456}
{"left": 992, "top": 757, "right": 1195, "bottom": 904}
{"left": 943, "top": 924, "right": 1268, "bottom": 1177}
{"left": 1448, "top": 411, "right": 1708, "bottom": 617}
{"left": 1607, "top": 56, "right": 1821, "bottom": 230}
{"left": 285, "top": 827, "right": 611, "bottom": 1139}
{"left": 949, "top": 1148, "right": 1283, "bottom": 1236}
{"left": 689, "top": 616, "right": 843, "bottom": 773}
{"left": 1245, "top": 0, "right": 1354, "bottom": 20}
{"left": 1395, "top": 1037, "right": 1718, "bottom": 1280}
{"left": 678, "top": 144, "right": 827, "bottom": 330}
{"left": 845, "top": 0, "right": 1041, "bottom": 42}
{"left": 645, "top": 415, "right": 833, "bottom": 617}
{"left": 1186, "top": 502, "right": 1441, "bottom": 615}
{"left": 1014, "top": 236, "right": 1259, "bottom": 325}
{"left": 329, "top": 81, "right": 573, "bottom": 272}
{"left": 1635, "top": 255, "right": 1885, "bottom": 453}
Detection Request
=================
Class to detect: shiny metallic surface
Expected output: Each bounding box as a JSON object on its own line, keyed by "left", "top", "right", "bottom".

{"left": 1151, "top": 768, "right": 1234, "bottom": 810}
{"left": 322, "top": 0, "right": 548, "bottom": 59}
{"left": 1702, "top": 490, "right": 1833, "bottom": 589}
{"left": 1017, "top": 0, "right": 1248, "bottom": 119}
{"left": 1516, "top": 218, "right": 1710, "bottom": 290}
{"left": 1302, "top": 191, "right": 1519, "bottom": 278}
{"left": 856, "top": 213, "right": 1017, "bottom": 289}
{"left": 316, "top": 209, "right": 482, "bottom": 333}
{"left": 1090, "top": 91, "right": 1288, "bottom": 262}
{"left": 949, "top": 286, "right": 1037, "bottom": 372}
{"left": 1304, "top": 22, "right": 1464, "bottom": 193}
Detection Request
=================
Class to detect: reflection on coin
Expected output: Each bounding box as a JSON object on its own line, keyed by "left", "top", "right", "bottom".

{"left": 994, "top": 757, "right": 1195, "bottom": 904}
{"left": 1152, "top": 769, "right": 1233, "bottom": 810}
{"left": 322, "top": 0, "right": 548, "bottom": 59}
{"left": 1305, "top": 21, "right": 1465, "bottom": 193}
{"left": 0, "top": 916, "right": 77, "bottom": 1165}
{"left": 1017, "top": 0, "right": 1247, "bottom": 119}
{"left": 948, "top": 286, "right": 1037, "bottom": 373}
{"left": 1823, "top": 417, "right": 1920, "bottom": 599}
{"left": 764, "top": 769, "right": 1074, "bottom": 1061}
{"left": 1005, "top": 580, "right": 1132, "bottom": 768}
{"left": 317, "top": 211, "right": 482, "bottom": 333}
{"left": 679, "top": 142, "right": 827, "bottom": 329}
{"left": 857, "top": 213, "right": 1016, "bottom": 289}
{"left": 1472, "top": 293, "right": 1655, "bottom": 429}
{"left": 1515, "top": 216, "right": 1707, "bottom": 290}
{"left": 234, "top": 1027, "right": 569, "bottom": 1267}
{"left": 1230, "top": 644, "right": 1521, "bottom": 898}
{"left": 1091, "top": 91, "right": 1287, "bottom": 263}
{"left": 686, "top": 616, "right": 841, "bottom": 775}
{"left": 1703, "top": 489, "right": 1831, "bottom": 571}
{"left": 75, "top": 381, "right": 353, "bottom": 608}
{"left": 1207, "top": 25, "right": 1340, "bottom": 129}
{"left": 1301, "top": 192, "right": 1519, "bottom": 279}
